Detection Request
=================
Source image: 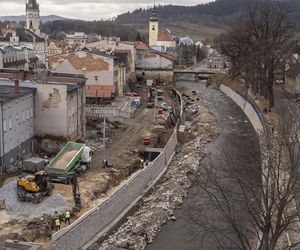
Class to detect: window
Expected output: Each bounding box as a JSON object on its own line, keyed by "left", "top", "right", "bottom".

{"left": 49, "top": 93, "right": 53, "bottom": 99}
{"left": 16, "top": 114, "right": 19, "bottom": 121}
{"left": 3, "top": 120, "right": 6, "bottom": 132}
{"left": 9, "top": 117, "right": 12, "bottom": 129}
{"left": 95, "top": 76, "right": 98, "bottom": 81}
{"left": 4, "top": 142, "right": 8, "bottom": 153}
{"left": 23, "top": 111, "right": 25, "bottom": 122}
{"left": 26, "top": 110, "right": 30, "bottom": 120}
{"left": 30, "top": 108, "right": 33, "bottom": 118}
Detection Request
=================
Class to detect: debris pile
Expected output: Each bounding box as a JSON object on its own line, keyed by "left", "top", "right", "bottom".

{"left": 95, "top": 91, "right": 218, "bottom": 250}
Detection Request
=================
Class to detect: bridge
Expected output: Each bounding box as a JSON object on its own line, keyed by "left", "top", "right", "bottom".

{"left": 173, "top": 68, "right": 220, "bottom": 81}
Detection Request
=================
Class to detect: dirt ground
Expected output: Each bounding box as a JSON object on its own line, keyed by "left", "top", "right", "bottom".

{"left": 0, "top": 83, "right": 177, "bottom": 249}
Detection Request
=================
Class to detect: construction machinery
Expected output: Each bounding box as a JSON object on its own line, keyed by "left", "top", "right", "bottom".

{"left": 17, "top": 171, "right": 53, "bottom": 204}
{"left": 16, "top": 142, "right": 91, "bottom": 209}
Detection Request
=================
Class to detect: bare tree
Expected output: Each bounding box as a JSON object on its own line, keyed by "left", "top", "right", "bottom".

{"left": 216, "top": 1, "right": 298, "bottom": 108}
{"left": 187, "top": 110, "right": 300, "bottom": 250}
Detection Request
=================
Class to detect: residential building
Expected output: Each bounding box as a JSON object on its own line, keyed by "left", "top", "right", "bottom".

{"left": 65, "top": 32, "right": 87, "bottom": 47}
{"left": 0, "top": 69, "right": 87, "bottom": 148}
{"left": 149, "top": 7, "right": 159, "bottom": 47}
{"left": 48, "top": 48, "right": 119, "bottom": 100}
{"left": 86, "top": 38, "right": 136, "bottom": 74}
{"left": 0, "top": 82, "right": 36, "bottom": 172}
{"left": 0, "top": 46, "right": 37, "bottom": 70}
{"left": 48, "top": 40, "right": 64, "bottom": 56}
{"left": 136, "top": 48, "right": 174, "bottom": 81}
{"left": 156, "top": 29, "right": 176, "bottom": 51}
{"left": 284, "top": 63, "right": 300, "bottom": 99}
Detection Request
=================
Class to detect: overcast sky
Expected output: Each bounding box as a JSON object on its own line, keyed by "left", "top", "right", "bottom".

{"left": 1, "top": 0, "right": 214, "bottom": 20}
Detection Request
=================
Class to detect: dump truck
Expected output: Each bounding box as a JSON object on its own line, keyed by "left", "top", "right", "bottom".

{"left": 45, "top": 142, "right": 92, "bottom": 183}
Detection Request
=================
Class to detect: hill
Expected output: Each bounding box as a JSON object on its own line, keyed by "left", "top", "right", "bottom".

{"left": 0, "top": 15, "right": 67, "bottom": 23}
{"left": 116, "top": 0, "right": 300, "bottom": 29}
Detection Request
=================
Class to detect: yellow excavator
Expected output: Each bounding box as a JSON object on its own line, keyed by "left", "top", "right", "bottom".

{"left": 17, "top": 171, "right": 53, "bottom": 204}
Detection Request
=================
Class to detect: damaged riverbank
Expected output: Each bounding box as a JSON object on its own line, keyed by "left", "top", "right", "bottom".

{"left": 89, "top": 88, "right": 218, "bottom": 250}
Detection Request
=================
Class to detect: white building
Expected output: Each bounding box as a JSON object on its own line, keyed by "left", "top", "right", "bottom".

{"left": 65, "top": 32, "right": 87, "bottom": 47}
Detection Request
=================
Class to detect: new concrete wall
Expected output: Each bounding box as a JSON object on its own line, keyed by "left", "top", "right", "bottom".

{"left": 51, "top": 90, "right": 182, "bottom": 250}
{"left": 220, "top": 84, "right": 265, "bottom": 134}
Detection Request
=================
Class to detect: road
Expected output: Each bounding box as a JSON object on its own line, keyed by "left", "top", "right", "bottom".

{"left": 146, "top": 78, "right": 260, "bottom": 250}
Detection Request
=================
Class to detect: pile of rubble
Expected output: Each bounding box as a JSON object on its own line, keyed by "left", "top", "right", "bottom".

{"left": 95, "top": 91, "right": 218, "bottom": 250}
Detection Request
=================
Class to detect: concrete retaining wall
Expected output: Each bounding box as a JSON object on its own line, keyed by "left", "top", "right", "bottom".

{"left": 51, "top": 91, "right": 182, "bottom": 250}
{"left": 220, "top": 85, "right": 265, "bottom": 134}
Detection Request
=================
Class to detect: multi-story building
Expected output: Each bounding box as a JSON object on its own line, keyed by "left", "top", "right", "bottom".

{"left": 0, "top": 69, "right": 87, "bottom": 158}
{"left": 48, "top": 48, "right": 119, "bottom": 100}
{"left": 48, "top": 40, "right": 64, "bottom": 56}
{"left": 0, "top": 45, "right": 37, "bottom": 70}
{"left": 0, "top": 82, "right": 36, "bottom": 173}
{"left": 65, "top": 32, "right": 87, "bottom": 47}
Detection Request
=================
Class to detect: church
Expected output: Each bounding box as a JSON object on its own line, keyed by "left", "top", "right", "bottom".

{"left": 0, "top": 0, "right": 48, "bottom": 65}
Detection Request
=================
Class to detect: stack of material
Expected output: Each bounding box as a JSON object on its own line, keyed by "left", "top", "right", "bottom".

{"left": 52, "top": 150, "right": 77, "bottom": 170}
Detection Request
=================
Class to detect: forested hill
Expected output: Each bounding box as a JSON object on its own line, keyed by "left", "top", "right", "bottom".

{"left": 116, "top": 0, "right": 300, "bottom": 28}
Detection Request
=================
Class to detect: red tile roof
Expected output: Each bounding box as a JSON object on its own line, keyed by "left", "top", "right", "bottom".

{"left": 86, "top": 85, "right": 115, "bottom": 98}
{"left": 158, "top": 30, "right": 175, "bottom": 42}
{"left": 135, "top": 42, "right": 148, "bottom": 50}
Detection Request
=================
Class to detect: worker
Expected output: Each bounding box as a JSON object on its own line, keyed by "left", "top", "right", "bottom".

{"left": 55, "top": 217, "right": 61, "bottom": 231}
{"left": 65, "top": 210, "right": 71, "bottom": 225}
{"left": 140, "top": 158, "right": 145, "bottom": 168}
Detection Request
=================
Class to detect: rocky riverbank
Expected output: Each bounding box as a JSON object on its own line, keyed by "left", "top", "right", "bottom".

{"left": 93, "top": 90, "right": 217, "bottom": 250}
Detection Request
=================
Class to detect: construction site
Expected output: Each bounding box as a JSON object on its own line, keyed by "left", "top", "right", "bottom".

{"left": 0, "top": 81, "right": 180, "bottom": 249}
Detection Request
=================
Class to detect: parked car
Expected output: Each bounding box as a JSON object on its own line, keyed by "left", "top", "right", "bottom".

{"left": 147, "top": 102, "right": 154, "bottom": 108}
{"left": 132, "top": 92, "right": 140, "bottom": 97}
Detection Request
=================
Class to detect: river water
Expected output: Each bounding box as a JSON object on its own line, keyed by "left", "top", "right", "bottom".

{"left": 146, "top": 79, "right": 260, "bottom": 250}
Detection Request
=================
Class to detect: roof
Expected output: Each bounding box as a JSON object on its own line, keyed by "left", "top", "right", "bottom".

{"left": 158, "top": 30, "right": 175, "bottom": 42}
{"left": 82, "top": 47, "right": 118, "bottom": 59}
{"left": 0, "top": 28, "right": 45, "bottom": 43}
{"left": 86, "top": 85, "right": 116, "bottom": 98}
{"left": 135, "top": 42, "right": 148, "bottom": 50}
{"left": 0, "top": 84, "right": 35, "bottom": 103}
{"left": 178, "top": 36, "right": 194, "bottom": 46}
{"left": 286, "top": 63, "right": 300, "bottom": 80}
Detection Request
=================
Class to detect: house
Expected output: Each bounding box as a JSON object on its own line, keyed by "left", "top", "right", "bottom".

{"left": 48, "top": 48, "right": 119, "bottom": 101}
{"left": 207, "top": 51, "right": 226, "bottom": 69}
{"left": 0, "top": 45, "right": 38, "bottom": 70}
{"left": 86, "top": 38, "right": 136, "bottom": 74}
{"left": 284, "top": 63, "right": 300, "bottom": 99}
{"left": 48, "top": 40, "right": 64, "bottom": 56}
{"left": 156, "top": 29, "right": 176, "bottom": 52}
{"left": 65, "top": 32, "right": 87, "bottom": 47}
{"left": 0, "top": 82, "right": 36, "bottom": 172}
{"left": 136, "top": 49, "right": 174, "bottom": 81}
{"left": 0, "top": 69, "right": 87, "bottom": 153}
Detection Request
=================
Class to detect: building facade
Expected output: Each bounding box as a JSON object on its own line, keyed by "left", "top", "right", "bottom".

{"left": 0, "top": 83, "right": 36, "bottom": 173}
{"left": 0, "top": 46, "right": 37, "bottom": 70}
{"left": 65, "top": 32, "right": 87, "bottom": 47}
{"left": 48, "top": 48, "right": 119, "bottom": 99}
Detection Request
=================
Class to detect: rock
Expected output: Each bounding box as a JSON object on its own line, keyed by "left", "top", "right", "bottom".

{"left": 171, "top": 216, "right": 176, "bottom": 221}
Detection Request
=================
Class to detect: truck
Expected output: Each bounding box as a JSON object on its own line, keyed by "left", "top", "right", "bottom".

{"left": 45, "top": 142, "right": 92, "bottom": 183}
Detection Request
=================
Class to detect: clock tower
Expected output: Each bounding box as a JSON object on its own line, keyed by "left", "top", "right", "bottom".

{"left": 149, "top": 6, "right": 158, "bottom": 47}
{"left": 26, "top": 0, "right": 40, "bottom": 35}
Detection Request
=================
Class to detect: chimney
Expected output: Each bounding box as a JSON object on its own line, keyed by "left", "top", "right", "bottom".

{"left": 15, "top": 79, "right": 20, "bottom": 93}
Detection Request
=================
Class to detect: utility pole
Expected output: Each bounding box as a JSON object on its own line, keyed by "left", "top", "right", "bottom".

{"left": 103, "top": 117, "right": 106, "bottom": 164}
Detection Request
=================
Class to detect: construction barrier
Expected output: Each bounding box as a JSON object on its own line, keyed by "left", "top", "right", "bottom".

{"left": 51, "top": 90, "right": 183, "bottom": 250}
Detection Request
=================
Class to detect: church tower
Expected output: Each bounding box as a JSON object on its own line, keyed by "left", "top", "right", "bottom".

{"left": 26, "top": 0, "right": 40, "bottom": 35}
{"left": 149, "top": 6, "right": 158, "bottom": 47}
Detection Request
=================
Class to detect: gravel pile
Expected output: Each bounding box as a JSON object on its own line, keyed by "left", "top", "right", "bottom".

{"left": 0, "top": 181, "right": 70, "bottom": 221}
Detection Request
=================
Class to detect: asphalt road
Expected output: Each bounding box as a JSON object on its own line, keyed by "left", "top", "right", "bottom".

{"left": 146, "top": 78, "right": 260, "bottom": 250}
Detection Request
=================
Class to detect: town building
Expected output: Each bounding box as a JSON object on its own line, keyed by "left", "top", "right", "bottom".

{"left": 156, "top": 29, "right": 176, "bottom": 52}
{"left": 0, "top": 69, "right": 87, "bottom": 154}
{"left": 207, "top": 51, "right": 226, "bottom": 69}
{"left": 86, "top": 38, "right": 136, "bottom": 74}
{"left": 0, "top": 46, "right": 37, "bottom": 70}
{"left": 48, "top": 40, "right": 64, "bottom": 56}
{"left": 26, "top": 0, "right": 41, "bottom": 36}
{"left": 136, "top": 48, "right": 174, "bottom": 82}
{"left": 0, "top": 82, "right": 36, "bottom": 173}
{"left": 65, "top": 32, "right": 87, "bottom": 47}
{"left": 48, "top": 48, "right": 119, "bottom": 100}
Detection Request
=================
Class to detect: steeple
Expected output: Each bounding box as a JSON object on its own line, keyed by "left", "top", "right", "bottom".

{"left": 26, "top": 0, "right": 39, "bottom": 11}
{"left": 150, "top": 5, "right": 158, "bottom": 22}
{"left": 149, "top": 4, "right": 159, "bottom": 47}
{"left": 25, "top": 0, "right": 40, "bottom": 35}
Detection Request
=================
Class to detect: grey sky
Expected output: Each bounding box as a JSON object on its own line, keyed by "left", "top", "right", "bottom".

{"left": 1, "top": 0, "right": 214, "bottom": 20}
